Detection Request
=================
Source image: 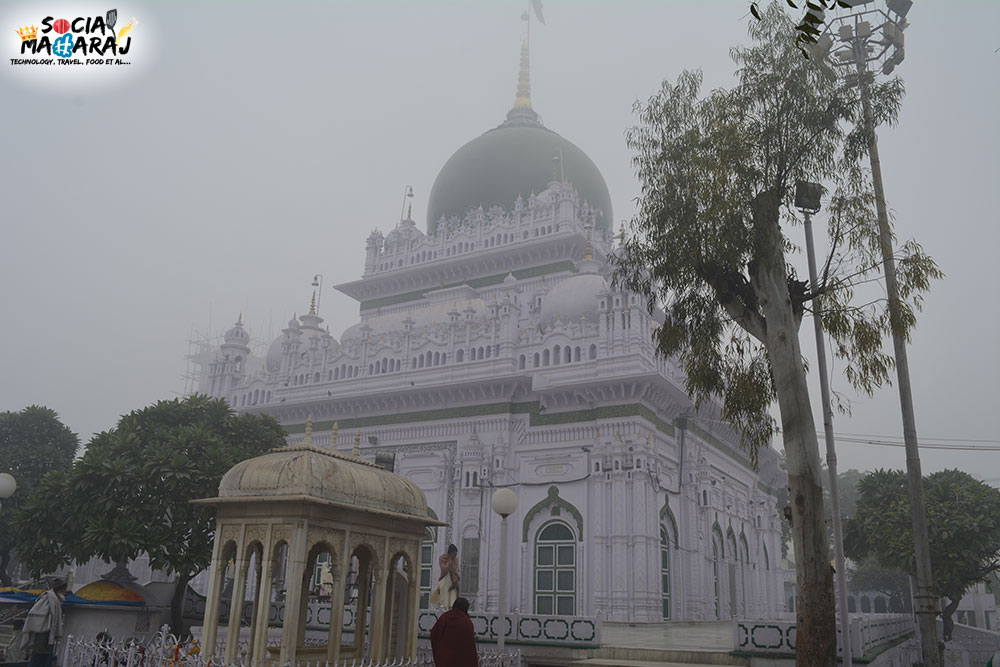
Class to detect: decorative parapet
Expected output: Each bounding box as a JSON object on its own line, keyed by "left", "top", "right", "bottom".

{"left": 418, "top": 609, "right": 601, "bottom": 648}
{"left": 733, "top": 614, "right": 914, "bottom": 660}
{"left": 367, "top": 181, "right": 608, "bottom": 278}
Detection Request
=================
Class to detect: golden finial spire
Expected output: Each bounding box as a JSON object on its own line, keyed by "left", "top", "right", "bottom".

{"left": 309, "top": 291, "right": 317, "bottom": 316}
{"left": 353, "top": 429, "right": 361, "bottom": 458}
{"left": 237, "top": 312, "right": 243, "bottom": 325}
{"left": 331, "top": 421, "right": 339, "bottom": 448}
{"left": 304, "top": 414, "right": 314, "bottom": 445}
{"left": 585, "top": 228, "right": 593, "bottom": 261}
{"left": 514, "top": 37, "right": 531, "bottom": 109}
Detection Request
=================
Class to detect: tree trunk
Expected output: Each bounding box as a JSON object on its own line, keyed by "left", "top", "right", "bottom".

{"left": 752, "top": 192, "right": 837, "bottom": 667}
{"left": 0, "top": 548, "right": 11, "bottom": 587}
{"left": 171, "top": 574, "right": 193, "bottom": 638}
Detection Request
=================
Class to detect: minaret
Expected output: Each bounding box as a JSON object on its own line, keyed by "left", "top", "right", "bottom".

{"left": 505, "top": 35, "right": 540, "bottom": 126}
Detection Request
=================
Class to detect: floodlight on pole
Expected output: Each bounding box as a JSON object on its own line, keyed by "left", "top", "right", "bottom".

{"left": 819, "top": 4, "right": 939, "bottom": 665}
{"left": 795, "top": 181, "right": 851, "bottom": 667}
{"left": 491, "top": 488, "right": 518, "bottom": 653}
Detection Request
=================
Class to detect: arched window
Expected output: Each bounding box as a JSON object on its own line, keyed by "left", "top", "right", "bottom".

{"left": 433, "top": 351, "right": 440, "bottom": 366}
{"left": 564, "top": 347, "right": 572, "bottom": 364}
{"left": 519, "top": 355, "right": 526, "bottom": 370}
{"left": 542, "top": 349, "right": 550, "bottom": 366}
{"left": 589, "top": 344, "right": 597, "bottom": 360}
{"left": 533, "top": 352, "right": 540, "bottom": 367}
{"left": 457, "top": 349, "right": 464, "bottom": 362}
{"left": 660, "top": 526, "right": 672, "bottom": 620}
{"left": 553, "top": 345, "right": 561, "bottom": 365}
{"left": 574, "top": 346, "right": 581, "bottom": 362}
{"left": 478, "top": 346, "right": 485, "bottom": 360}
{"left": 534, "top": 521, "right": 575, "bottom": 616}
{"left": 381, "top": 358, "right": 388, "bottom": 373}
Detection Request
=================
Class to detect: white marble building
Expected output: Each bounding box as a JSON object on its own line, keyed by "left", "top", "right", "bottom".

{"left": 200, "top": 46, "right": 786, "bottom": 623}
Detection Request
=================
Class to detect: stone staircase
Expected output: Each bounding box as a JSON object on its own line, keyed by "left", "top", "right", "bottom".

{"left": 568, "top": 622, "right": 747, "bottom": 667}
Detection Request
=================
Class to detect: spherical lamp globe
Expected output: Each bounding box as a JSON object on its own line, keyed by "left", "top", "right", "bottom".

{"left": 491, "top": 488, "right": 518, "bottom": 518}
{"left": 0, "top": 473, "right": 16, "bottom": 499}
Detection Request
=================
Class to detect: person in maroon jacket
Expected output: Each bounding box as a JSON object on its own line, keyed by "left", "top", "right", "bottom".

{"left": 430, "top": 597, "right": 478, "bottom": 667}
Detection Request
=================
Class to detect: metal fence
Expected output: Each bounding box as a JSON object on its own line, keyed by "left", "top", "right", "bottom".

{"left": 62, "top": 625, "right": 521, "bottom": 667}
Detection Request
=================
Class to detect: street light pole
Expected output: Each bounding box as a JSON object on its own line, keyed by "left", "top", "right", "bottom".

{"left": 817, "top": 3, "right": 939, "bottom": 664}
{"left": 796, "top": 182, "right": 852, "bottom": 667}
{"left": 491, "top": 488, "right": 518, "bottom": 654}
{"left": 856, "top": 59, "right": 939, "bottom": 665}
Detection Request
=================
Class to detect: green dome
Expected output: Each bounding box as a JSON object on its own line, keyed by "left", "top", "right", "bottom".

{"left": 426, "top": 118, "right": 613, "bottom": 236}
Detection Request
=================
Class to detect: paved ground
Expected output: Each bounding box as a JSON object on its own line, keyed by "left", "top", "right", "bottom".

{"left": 601, "top": 621, "right": 733, "bottom": 652}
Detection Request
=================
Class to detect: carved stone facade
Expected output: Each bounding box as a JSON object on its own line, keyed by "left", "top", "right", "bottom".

{"left": 199, "top": 82, "right": 787, "bottom": 624}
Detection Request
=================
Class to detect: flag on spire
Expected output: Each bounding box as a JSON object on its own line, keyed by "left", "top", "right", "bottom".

{"left": 531, "top": 0, "right": 545, "bottom": 24}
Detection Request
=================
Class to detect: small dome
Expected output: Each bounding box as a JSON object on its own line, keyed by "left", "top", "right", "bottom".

{"left": 539, "top": 273, "right": 608, "bottom": 326}
{"left": 218, "top": 444, "right": 429, "bottom": 518}
{"left": 265, "top": 331, "right": 295, "bottom": 373}
{"left": 223, "top": 318, "right": 250, "bottom": 346}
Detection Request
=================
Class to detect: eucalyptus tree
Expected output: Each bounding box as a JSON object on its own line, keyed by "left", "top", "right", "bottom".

{"left": 612, "top": 5, "right": 939, "bottom": 665}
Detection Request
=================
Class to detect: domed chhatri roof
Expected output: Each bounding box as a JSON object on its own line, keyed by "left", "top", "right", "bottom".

{"left": 426, "top": 39, "right": 612, "bottom": 236}
{"left": 223, "top": 315, "right": 250, "bottom": 346}
{"left": 218, "top": 422, "right": 429, "bottom": 518}
{"left": 539, "top": 272, "right": 608, "bottom": 326}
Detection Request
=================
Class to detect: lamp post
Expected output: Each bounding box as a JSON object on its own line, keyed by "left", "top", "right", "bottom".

{"left": 796, "top": 181, "right": 852, "bottom": 667}
{"left": 491, "top": 488, "right": 518, "bottom": 653}
{"left": 813, "top": 4, "right": 939, "bottom": 665}
{"left": 0, "top": 472, "right": 16, "bottom": 512}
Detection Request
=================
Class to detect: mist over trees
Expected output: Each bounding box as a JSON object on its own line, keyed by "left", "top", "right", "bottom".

{"left": 13, "top": 395, "right": 287, "bottom": 634}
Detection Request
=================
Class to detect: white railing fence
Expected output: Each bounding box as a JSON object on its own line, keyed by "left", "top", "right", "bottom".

{"left": 62, "top": 625, "right": 521, "bottom": 667}
{"left": 734, "top": 614, "right": 913, "bottom": 659}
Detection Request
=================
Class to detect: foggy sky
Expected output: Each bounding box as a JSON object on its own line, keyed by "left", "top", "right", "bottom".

{"left": 1, "top": 1, "right": 997, "bottom": 484}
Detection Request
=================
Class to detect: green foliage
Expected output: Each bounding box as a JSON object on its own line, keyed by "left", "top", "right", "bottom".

{"left": 0, "top": 406, "right": 78, "bottom": 584}
{"left": 611, "top": 3, "right": 938, "bottom": 456}
{"left": 12, "top": 395, "right": 286, "bottom": 580}
{"left": 846, "top": 469, "right": 1000, "bottom": 621}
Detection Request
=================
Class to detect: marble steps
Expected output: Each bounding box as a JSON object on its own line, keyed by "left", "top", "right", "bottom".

{"left": 573, "top": 646, "right": 747, "bottom": 666}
